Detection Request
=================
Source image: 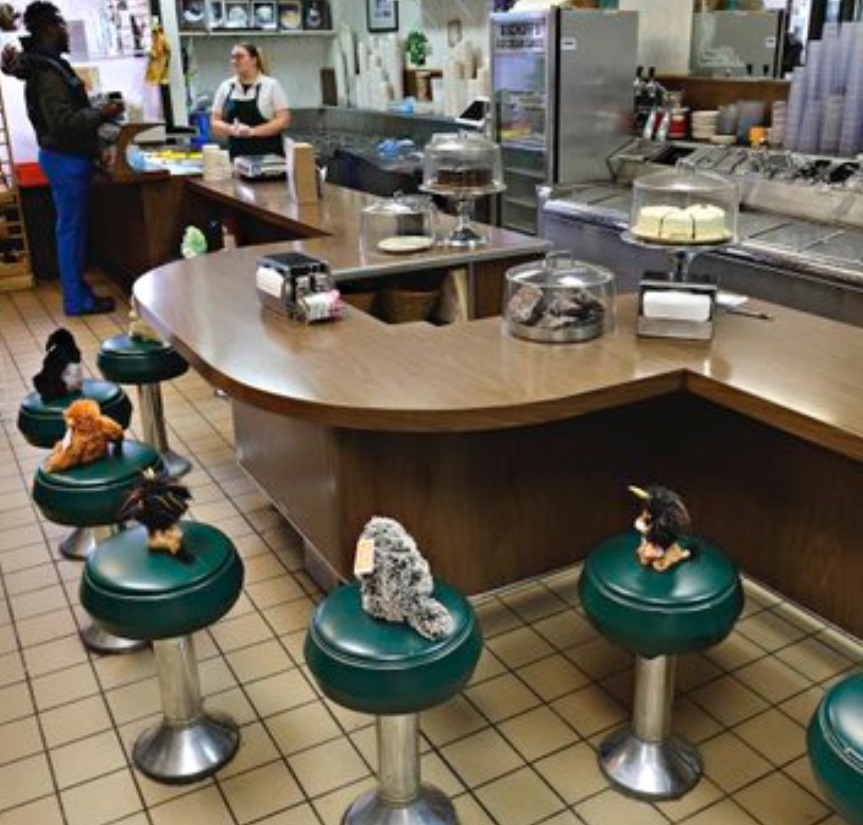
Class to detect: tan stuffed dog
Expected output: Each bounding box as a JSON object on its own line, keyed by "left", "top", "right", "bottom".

{"left": 44, "top": 398, "right": 125, "bottom": 473}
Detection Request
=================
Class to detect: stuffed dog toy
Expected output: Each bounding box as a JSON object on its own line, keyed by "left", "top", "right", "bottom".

{"left": 357, "top": 516, "right": 454, "bottom": 640}
{"left": 33, "top": 328, "right": 84, "bottom": 402}
{"left": 44, "top": 398, "right": 124, "bottom": 473}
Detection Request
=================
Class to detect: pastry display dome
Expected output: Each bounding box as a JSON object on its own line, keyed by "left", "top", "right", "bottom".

{"left": 630, "top": 169, "right": 739, "bottom": 245}
{"left": 422, "top": 132, "right": 504, "bottom": 193}
{"left": 503, "top": 252, "right": 616, "bottom": 344}
{"left": 360, "top": 194, "right": 438, "bottom": 255}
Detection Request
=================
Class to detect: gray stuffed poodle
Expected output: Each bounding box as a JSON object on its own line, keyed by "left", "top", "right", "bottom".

{"left": 357, "top": 516, "right": 454, "bottom": 640}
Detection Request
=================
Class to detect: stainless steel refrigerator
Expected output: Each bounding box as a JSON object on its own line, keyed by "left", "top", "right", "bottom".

{"left": 491, "top": 8, "right": 638, "bottom": 234}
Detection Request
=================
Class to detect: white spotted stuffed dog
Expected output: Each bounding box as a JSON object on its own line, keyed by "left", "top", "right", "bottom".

{"left": 357, "top": 516, "right": 454, "bottom": 640}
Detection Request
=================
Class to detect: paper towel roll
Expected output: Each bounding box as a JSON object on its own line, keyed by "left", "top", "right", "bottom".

{"left": 643, "top": 290, "right": 712, "bottom": 322}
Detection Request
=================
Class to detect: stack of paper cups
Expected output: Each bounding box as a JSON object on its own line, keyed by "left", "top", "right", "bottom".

{"left": 202, "top": 144, "right": 231, "bottom": 181}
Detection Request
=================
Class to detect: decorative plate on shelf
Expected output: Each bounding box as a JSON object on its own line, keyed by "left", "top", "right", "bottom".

{"left": 278, "top": 0, "right": 302, "bottom": 29}
{"left": 377, "top": 235, "right": 435, "bottom": 254}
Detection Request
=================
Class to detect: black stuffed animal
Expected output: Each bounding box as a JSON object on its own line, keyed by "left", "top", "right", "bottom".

{"left": 33, "top": 328, "right": 84, "bottom": 402}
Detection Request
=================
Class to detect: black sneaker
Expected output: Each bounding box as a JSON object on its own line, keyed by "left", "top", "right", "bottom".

{"left": 68, "top": 296, "right": 116, "bottom": 316}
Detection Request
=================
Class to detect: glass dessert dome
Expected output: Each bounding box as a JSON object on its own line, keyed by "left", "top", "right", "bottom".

{"left": 629, "top": 168, "right": 739, "bottom": 245}
{"left": 503, "top": 252, "right": 616, "bottom": 344}
{"left": 359, "top": 193, "right": 438, "bottom": 255}
{"left": 421, "top": 132, "right": 505, "bottom": 247}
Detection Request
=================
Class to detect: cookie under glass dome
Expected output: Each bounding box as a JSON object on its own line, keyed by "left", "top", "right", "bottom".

{"left": 629, "top": 169, "right": 739, "bottom": 245}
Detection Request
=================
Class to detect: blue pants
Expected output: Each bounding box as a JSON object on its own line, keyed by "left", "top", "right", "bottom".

{"left": 39, "top": 149, "right": 95, "bottom": 314}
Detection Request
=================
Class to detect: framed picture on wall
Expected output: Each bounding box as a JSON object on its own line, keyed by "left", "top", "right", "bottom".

{"left": 278, "top": 0, "right": 302, "bottom": 30}
{"left": 209, "top": 1, "right": 226, "bottom": 29}
{"left": 178, "top": 0, "right": 207, "bottom": 30}
{"left": 224, "top": 0, "right": 251, "bottom": 28}
{"left": 253, "top": 0, "right": 277, "bottom": 29}
{"left": 367, "top": 0, "right": 398, "bottom": 33}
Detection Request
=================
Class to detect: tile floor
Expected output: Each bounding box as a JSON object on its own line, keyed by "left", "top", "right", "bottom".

{"left": 0, "top": 275, "right": 859, "bottom": 825}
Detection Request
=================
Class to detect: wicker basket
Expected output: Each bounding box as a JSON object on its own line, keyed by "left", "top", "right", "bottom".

{"left": 378, "top": 287, "right": 439, "bottom": 324}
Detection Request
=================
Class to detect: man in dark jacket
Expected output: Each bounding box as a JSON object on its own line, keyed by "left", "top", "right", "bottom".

{"left": 2, "top": 2, "right": 124, "bottom": 315}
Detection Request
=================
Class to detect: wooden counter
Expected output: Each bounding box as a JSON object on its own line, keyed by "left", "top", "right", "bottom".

{"left": 134, "top": 188, "right": 863, "bottom": 637}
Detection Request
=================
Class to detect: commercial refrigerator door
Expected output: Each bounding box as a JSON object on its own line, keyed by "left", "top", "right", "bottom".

{"left": 555, "top": 10, "right": 638, "bottom": 184}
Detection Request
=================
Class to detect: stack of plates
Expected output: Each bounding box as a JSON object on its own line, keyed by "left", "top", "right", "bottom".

{"left": 691, "top": 110, "right": 718, "bottom": 142}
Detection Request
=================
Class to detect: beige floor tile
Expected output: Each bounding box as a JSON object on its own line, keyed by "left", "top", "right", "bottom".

{"left": 216, "top": 721, "right": 281, "bottom": 779}
{"left": 199, "top": 656, "right": 239, "bottom": 696}
{"left": 535, "top": 742, "right": 607, "bottom": 805}
{"left": 262, "top": 596, "right": 316, "bottom": 636}
{"left": 15, "top": 607, "right": 77, "bottom": 649}
{"left": 689, "top": 675, "right": 769, "bottom": 727}
{"left": 498, "top": 705, "right": 579, "bottom": 762}
{"left": 780, "top": 685, "right": 826, "bottom": 726}
{"left": 486, "top": 626, "right": 556, "bottom": 670}
{"left": 451, "top": 793, "right": 498, "bottom": 825}
{"left": 518, "top": 654, "right": 590, "bottom": 702}
{"left": 464, "top": 672, "right": 541, "bottom": 723}
{"left": 420, "top": 749, "right": 465, "bottom": 798}
{"left": 551, "top": 684, "right": 627, "bottom": 738}
{"left": 421, "top": 694, "right": 489, "bottom": 747}
{"left": 676, "top": 653, "right": 724, "bottom": 691}
{"left": 475, "top": 598, "right": 530, "bottom": 639}
{"left": 49, "top": 730, "right": 128, "bottom": 790}
{"left": 288, "top": 737, "right": 370, "bottom": 798}
{"left": 470, "top": 649, "right": 507, "bottom": 684}
{"left": 0, "top": 682, "right": 34, "bottom": 723}
{"left": 772, "top": 600, "right": 827, "bottom": 634}
{"left": 204, "top": 685, "right": 257, "bottom": 726}
{"left": 22, "top": 636, "right": 88, "bottom": 679}
{"left": 149, "top": 785, "right": 234, "bottom": 825}
{"left": 440, "top": 728, "right": 524, "bottom": 788}
{"left": 0, "top": 795, "right": 65, "bottom": 825}
{"left": 0, "top": 524, "right": 44, "bottom": 554}
{"left": 673, "top": 697, "right": 724, "bottom": 744}
{"left": 91, "top": 647, "right": 155, "bottom": 691}
{"left": 9, "top": 585, "right": 68, "bottom": 622}
{"left": 225, "top": 638, "right": 293, "bottom": 683}
{"left": 656, "top": 777, "right": 724, "bottom": 822}
{"left": 245, "top": 667, "right": 318, "bottom": 718}
{"left": 734, "top": 654, "right": 812, "bottom": 704}
{"left": 266, "top": 702, "right": 342, "bottom": 756}
{"left": 500, "top": 582, "right": 570, "bottom": 623}
{"left": 533, "top": 611, "right": 598, "bottom": 651}
{"left": 678, "top": 798, "right": 762, "bottom": 825}
{"left": 248, "top": 803, "right": 323, "bottom": 824}
{"left": 243, "top": 553, "right": 290, "bottom": 584}
{"left": 0, "top": 717, "right": 42, "bottom": 767}
{"left": 0, "top": 542, "right": 52, "bottom": 574}
{"left": 775, "top": 636, "right": 855, "bottom": 683}
{"left": 703, "top": 632, "right": 767, "bottom": 671}
{"left": 221, "top": 760, "right": 304, "bottom": 823}
{"left": 734, "top": 707, "right": 806, "bottom": 766}
{"left": 576, "top": 787, "right": 669, "bottom": 825}
{"left": 0, "top": 624, "right": 16, "bottom": 655}
{"left": 737, "top": 610, "right": 809, "bottom": 652}
{"left": 40, "top": 694, "right": 113, "bottom": 748}
{"left": 476, "top": 766, "right": 566, "bottom": 825}
{"left": 312, "top": 777, "right": 376, "bottom": 825}
{"left": 104, "top": 676, "right": 161, "bottom": 726}
{"left": 565, "top": 636, "right": 631, "bottom": 680}
{"left": 246, "top": 575, "right": 304, "bottom": 609}
{"left": 0, "top": 754, "right": 55, "bottom": 813}
{"left": 3, "top": 564, "right": 60, "bottom": 596}
{"left": 208, "top": 610, "right": 276, "bottom": 652}
{"left": 699, "top": 731, "right": 773, "bottom": 793}
{"left": 783, "top": 753, "right": 824, "bottom": 799}
{"left": 734, "top": 771, "right": 830, "bottom": 825}
{"left": 59, "top": 768, "right": 142, "bottom": 825}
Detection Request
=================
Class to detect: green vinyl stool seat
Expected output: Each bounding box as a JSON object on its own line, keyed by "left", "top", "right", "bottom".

{"left": 32, "top": 441, "right": 163, "bottom": 654}
{"left": 80, "top": 523, "right": 244, "bottom": 784}
{"left": 578, "top": 531, "right": 743, "bottom": 800}
{"left": 98, "top": 334, "right": 191, "bottom": 478}
{"left": 19, "top": 378, "right": 133, "bottom": 560}
{"left": 807, "top": 672, "right": 863, "bottom": 825}
{"left": 18, "top": 378, "right": 132, "bottom": 449}
{"left": 305, "top": 581, "right": 483, "bottom": 825}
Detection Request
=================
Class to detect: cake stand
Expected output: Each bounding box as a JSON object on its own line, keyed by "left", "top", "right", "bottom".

{"left": 620, "top": 230, "right": 733, "bottom": 283}
{"left": 421, "top": 182, "right": 506, "bottom": 248}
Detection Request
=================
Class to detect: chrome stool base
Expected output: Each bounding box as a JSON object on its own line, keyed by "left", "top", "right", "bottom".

{"left": 80, "top": 622, "right": 148, "bottom": 655}
{"left": 59, "top": 526, "right": 96, "bottom": 560}
{"left": 133, "top": 711, "right": 239, "bottom": 785}
{"left": 599, "top": 728, "right": 701, "bottom": 800}
{"left": 139, "top": 384, "right": 192, "bottom": 478}
{"left": 159, "top": 449, "right": 192, "bottom": 479}
{"left": 344, "top": 785, "right": 458, "bottom": 825}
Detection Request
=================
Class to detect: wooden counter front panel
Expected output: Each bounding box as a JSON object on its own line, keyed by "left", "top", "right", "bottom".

{"left": 235, "top": 394, "right": 859, "bottom": 635}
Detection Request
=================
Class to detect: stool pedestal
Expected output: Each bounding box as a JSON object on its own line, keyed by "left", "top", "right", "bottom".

{"left": 60, "top": 527, "right": 97, "bottom": 561}
{"left": 134, "top": 636, "right": 239, "bottom": 784}
{"left": 599, "top": 654, "right": 701, "bottom": 799}
{"left": 137, "top": 384, "right": 191, "bottom": 479}
{"left": 345, "top": 713, "right": 457, "bottom": 825}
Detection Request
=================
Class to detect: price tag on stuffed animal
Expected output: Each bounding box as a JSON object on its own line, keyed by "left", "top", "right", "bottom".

{"left": 354, "top": 537, "right": 376, "bottom": 576}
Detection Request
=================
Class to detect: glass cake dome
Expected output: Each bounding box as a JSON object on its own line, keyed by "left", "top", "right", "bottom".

{"left": 359, "top": 193, "right": 438, "bottom": 255}
{"left": 503, "top": 252, "right": 616, "bottom": 344}
{"left": 422, "top": 132, "right": 504, "bottom": 193}
{"left": 629, "top": 169, "right": 739, "bottom": 245}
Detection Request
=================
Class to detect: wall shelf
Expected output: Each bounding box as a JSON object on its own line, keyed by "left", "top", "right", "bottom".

{"left": 179, "top": 29, "right": 335, "bottom": 37}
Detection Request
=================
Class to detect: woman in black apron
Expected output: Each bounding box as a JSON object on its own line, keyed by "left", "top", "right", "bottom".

{"left": 211, "top": 43, "right": 291, "bottom": 159}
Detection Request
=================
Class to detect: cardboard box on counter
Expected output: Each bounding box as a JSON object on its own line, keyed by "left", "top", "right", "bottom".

{"left": 285, "top": 138, "right": 319, "bottom": 204}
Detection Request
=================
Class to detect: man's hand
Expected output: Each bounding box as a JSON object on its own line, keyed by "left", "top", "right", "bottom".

{"left": 1, "top": 44, "right": 20, "bottom": 76}
{"left": 230, "top": 119, "right": 251, "bottom": 138}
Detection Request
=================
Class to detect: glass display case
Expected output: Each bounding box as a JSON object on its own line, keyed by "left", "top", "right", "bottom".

{"left": 503, "top": 252, "right": 616, "bottom": 343}
{"left": 359, "top": 193, "right": 437, "bottom": 255}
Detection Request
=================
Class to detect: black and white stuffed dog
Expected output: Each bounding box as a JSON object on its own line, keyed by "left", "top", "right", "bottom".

{"left": 33, "top": 328, "right": 84, "bottom": 402}
{"left": 357, "top": 516, "right": 454, "bottom": 640}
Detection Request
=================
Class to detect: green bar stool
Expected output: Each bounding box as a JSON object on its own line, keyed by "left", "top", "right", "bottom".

{"left": 32, "top": 441, "right": 164, "bottom": 654}
{"left": 305, "top": 581, "right": 483, "bottom": 825}
{"left": 97, "top": 335, "right": 192, "bottom": 478}
{"left": 807, "top": 672, "right": 863, "bottom": 825}
{"left": 80, "top": 522, "right": 244, "bottom": 784}
{"left": 578, "top": 531, "right": 743, "bottom": 799}
{"left": 18, "top": 379, "right": 133, "bottom": 560}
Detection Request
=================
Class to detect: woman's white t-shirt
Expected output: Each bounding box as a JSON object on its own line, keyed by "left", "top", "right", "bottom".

{"left": 212, "top": 74, "right": 289, "bottom": 120}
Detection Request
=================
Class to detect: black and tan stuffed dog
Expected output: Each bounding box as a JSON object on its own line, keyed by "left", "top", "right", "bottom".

{"left": 33, "top": 328, "right": 84, "bottom": 402}
{"left": 357, "top": 516, "right": 454, "bottom": 640}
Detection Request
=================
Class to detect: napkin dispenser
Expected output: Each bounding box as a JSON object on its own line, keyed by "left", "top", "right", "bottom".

{"left": 256, "top": 251, "right": 343, "bottom": 322}
{"left": 637, "top": 278, "right": 716, "bottom": 341}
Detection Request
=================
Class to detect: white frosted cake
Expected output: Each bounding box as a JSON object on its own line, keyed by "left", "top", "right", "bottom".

{"left": 633, "top": 203, "right": 728, "bottom": 243}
